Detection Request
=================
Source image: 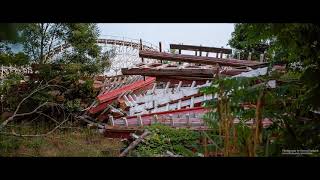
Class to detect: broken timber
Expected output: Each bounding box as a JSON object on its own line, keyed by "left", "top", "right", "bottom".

{"left": 139, "top": 50, "right": 268, "bottom": 68}
{"left": 122, "top": 66, "right": 248, "bottom": 77}
{"left": 119, "top": 129, "right": 151, "bottom": 157}
{"left": 170, "top": 44, "right": 232, "bottom": 54}
{"left": 97, "top": 77, "right": 156, "bottom": 103}
{"left": 89, "top": 77, "right": 155, "bottom": 114}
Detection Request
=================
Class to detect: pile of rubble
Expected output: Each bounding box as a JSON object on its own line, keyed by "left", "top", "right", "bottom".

{"left": 87, "top": 43, "right": 273, "bottom": 138}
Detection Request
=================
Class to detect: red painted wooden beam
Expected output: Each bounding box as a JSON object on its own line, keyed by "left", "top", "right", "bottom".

{"left": 97, "top": 77, "right": 156, "bottom": 103}
{"left": 89, "top": 77, "right": 155, "bottom": 114}
{"left": 127, "top": 106, "right": 208, "bottom": 119}
{"left": 88, "top": 100, "right": 112, "bottom": 114}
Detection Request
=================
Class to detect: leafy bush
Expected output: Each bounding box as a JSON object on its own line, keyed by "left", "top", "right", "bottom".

{"left": 133, "top": 124, "right": 200, "bottom": 157}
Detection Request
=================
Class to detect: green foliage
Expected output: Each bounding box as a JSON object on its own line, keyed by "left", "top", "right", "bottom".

{"left": 201, "top": 76, "right": 258, "bottom": 122}
{"left": 17, "top": 23, "right": 66, "bottom": 63}
{"left": 0, "top": 52, "right": 30, "bottom": 66}
{"left": 13, "top": 23, "right": 110, "bottom": 72}
{"left": 229, "top": 23, "right": 320, "bottom": 109}
{"left": 0, "top": 135, "right": 22, "bottom": 155}
{"left": 66, "top": 99, "right": 81, "bottom": 112}
{"left": 64, "top": 23, "right": 101, "bottom": 58}
{"left": 0, "top": 23, "right": 19, "bottom": 41}
{"left": 0, "top": 72, "right": 23, "bottom": 95}
{"left": 133, "top": 124, "right": 200, "bottom": 157}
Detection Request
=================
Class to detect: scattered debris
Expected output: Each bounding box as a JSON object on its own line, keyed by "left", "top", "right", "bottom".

{"left": 119, "top": 129, "right": 151, "bottom": 157}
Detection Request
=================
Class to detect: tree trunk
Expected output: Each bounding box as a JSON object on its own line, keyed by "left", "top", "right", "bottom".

{"left": 253, "top": 90, "right": 265, "bottom": 156}
{"left": 40, "top": 23, "right": 44, "bottom": 64}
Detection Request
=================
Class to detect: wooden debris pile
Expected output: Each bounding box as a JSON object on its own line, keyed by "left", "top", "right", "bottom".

{"left": 85, "top": 43, "right": 273, "bottom": 138}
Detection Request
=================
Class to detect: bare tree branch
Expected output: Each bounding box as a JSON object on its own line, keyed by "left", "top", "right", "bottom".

{"left": 0, "top": 84, "right": 66, "bottom": 131}
{"left": 0, "top": 114, "right": 70, "bottom": 137}
{"left": 36, "top": 112, "right": 59, "bottom": 124}
{"left": 46, "top": 24, "right": 61, "bottom": 63}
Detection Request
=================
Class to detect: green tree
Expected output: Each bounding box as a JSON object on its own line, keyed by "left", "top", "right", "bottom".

{"left": 17, "top": 23, "right": 101, "bottom": 64}
{"left": 208, "top": 23, "right": 320, "bottom": 156}
{"left": 229, "top": 23, "right": 320, "bottom": 109}
{"left": 0, "top": 23, "right": 18, "bottom": 41}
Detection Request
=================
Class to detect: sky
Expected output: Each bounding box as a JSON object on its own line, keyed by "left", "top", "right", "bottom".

{"left": 98, "top": 23, "right": 235, "bottom": 51}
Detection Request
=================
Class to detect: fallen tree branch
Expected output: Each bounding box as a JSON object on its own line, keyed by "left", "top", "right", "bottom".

{"left": 0, "top": 83, "right": 66, "bottom": 131}
{"left": 36, "top": 112, "right": 59, "bottom": 124}
{"left": 0, "top": 102, "right": 59, "bottom": 131}
{"left": 14, "top": 84, "right": 65, "bottom": 115}
{"left": 74, "top": 115, "right": 105, "bottom": 129}
{"left": 119, "top": 129, "right": 151, "bottom": 157}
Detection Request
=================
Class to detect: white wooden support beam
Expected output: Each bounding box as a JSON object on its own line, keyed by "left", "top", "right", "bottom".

{"left": 203, "top": 94, "right": 207, "bottom": 101}
{"left": 117, "top": 91, "right": 127, "bottom": 101}
{"left": 151, "top": 83, "right": 157, "bottom": 94}
{"left": 176, "top": 81, "right": 182, "bottom": 92}
{"left": 248, "top": 52, "right": 252, "bottom": 60}
{"left": 177, "top": 99, "right": 182, "bottom": 110}
{"left": 132, "top": 94, "right": 138, "bottom": 100}
{"left": 123, "top": 95, "right": 133, "bottom": 106}
{"left": 260, "top": 53, "right": 264, "bottom": 62}
{"left": 191, "top": 81, "right": 196, "bottom": 89}
{"left": 137, "top": 115, "right": 143, "bottom": 126}
{"left": 166, "top": 103, "right": 170, "bottom": 111}
{"left": 128, "top": 94, "right": 136, "bottom": 104}
{"left": 190, "top": 96, "right": 195, "bottom": 108}
{"left": 186, "top": 114, "right": 191, "bottom": 127}
{"left": 123, "top": 117, "right": 128, "bottom": 127}
{"left": 164, "top": 81, "right": 170, "bottom": 94}
{"left": 153, "top": 115, "right": 158, "bottom": 124}
{"left": 108, "top": 104, "right": 125, "bottom": 116}
{"left": 123, "top": 76, "right": 128, "bottom": 83}
{"left": 170, "top": 115, "right": 174, "bottom": 127}
{"left": 109, "top": 116, "right": 114, "bottom": 126}
{"left": 100, "top": 105, "right": 111, "bottom": 115}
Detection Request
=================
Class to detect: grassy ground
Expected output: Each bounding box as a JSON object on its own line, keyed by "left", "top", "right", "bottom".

{"left": 0, "top": 127, "right": 124, "bottom": 157}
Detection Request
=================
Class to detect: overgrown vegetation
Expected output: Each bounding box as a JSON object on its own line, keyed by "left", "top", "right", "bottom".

{"left": 199, "top": 23, "right": 320, "bottom": 157}
{"left": 0, "top": 23, "right": 110, "bottom": 138}
{"left": 0, "top": 126, "right": 123, "bottom": 157}
{"left": 131, "top": 124, "right": 202, "bottom": 157}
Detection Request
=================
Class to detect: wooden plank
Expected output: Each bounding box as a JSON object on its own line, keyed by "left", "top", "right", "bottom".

{"left": 122, "top": 67, "right": 248, "bottom": 77}
{"left": 139, "top": 50, "right": 268, "bottom": 68}
{"left": 97, "top": 77, "right": 155, "bottom": 103}
{"left": 170, "top": 44, "right": 232, "bottom": 54}
{"left": 119, "top": 130, "right": 151, "bottom": 157}
{"left": 140, "top": 39, "right": 144, "bottom": 63}
{"left": 127, "top": 106, "right": 207, "bottom": 119}
{"left": 159, "top": 42, "right": 163, "bottom": 63}
{"left": 156, "top": 76, "right": 212, "bottom": 83}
